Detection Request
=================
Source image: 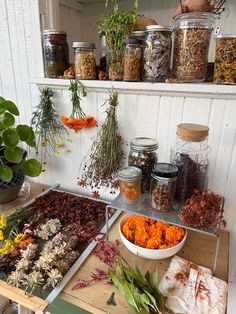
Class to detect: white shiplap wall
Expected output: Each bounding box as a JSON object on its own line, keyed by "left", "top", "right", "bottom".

{"left": 0, "top": 0, "right": 236, "bottom": 297}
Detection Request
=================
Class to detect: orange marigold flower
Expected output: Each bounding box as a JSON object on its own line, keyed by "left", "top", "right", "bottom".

{"left": 84, "top": 116, "right": 97, "bottom": 128}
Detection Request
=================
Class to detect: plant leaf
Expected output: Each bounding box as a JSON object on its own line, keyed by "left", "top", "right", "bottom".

{"left": 122, "top": 281, "right": 140, "bottom": 312}
{"left": 4, "top": 147, "right": 23, "bottom": 163}
{"left": 0, "top": 165, "right": 13, "bottom": 182}
{"left": 17, "top": 125, "right": 32, "bottom": 141}
{"left": 0, "top": 100, "right": 19, "bottom": 116}
{"left": 25, "top": 127, "right": 36, "bottom": 147}
{"left": 153, "top": 269, "right": 158, "bottom": 287}
{"left": 2, "top": 129, "right": 19, "bottom": 148}
{"left": 3, "top": 112, "right": 15, "bottom": 127}
{"left": 22, "top": 159, "right": 42, "bottom": 177}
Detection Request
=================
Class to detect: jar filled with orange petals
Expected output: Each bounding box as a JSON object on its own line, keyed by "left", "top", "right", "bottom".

{"left": 118, "top": 166, "right": 142, "bottom": 205}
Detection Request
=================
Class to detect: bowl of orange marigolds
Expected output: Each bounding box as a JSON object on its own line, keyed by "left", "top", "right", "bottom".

{"left": 119, "top": 214, "right": 187, "bottom": 259}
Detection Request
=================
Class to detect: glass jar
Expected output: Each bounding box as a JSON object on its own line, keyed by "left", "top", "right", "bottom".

{"left": 128, "top": 137, "right": 158, "bottom": 193}
{"left": 107, "top": 50, "right": 124, "bottom": 81}
{"left": 150, "top": 163, "right": 178, "bottom": 211}
{"left": 73, "top": 42, "right": 96, "bottom": 80}
{"left": 171, "top": 123, "right": 210, "bottom": 202}
{"left": 124, "top": 39, "right": 142, "bottom": 82}
{"left": 118, "top": 166, "right": 142, "bottom": 205}
{"left": 143, "top": 25, "right": 172, "bottom": 82}
{"left": 172, "top": 13, "right": 216, "bottom": 82}
{"left": 43, "top": 30, "right": 69, "bottom": 78}
{"left": 213, "top": 34, "right": 236, "bottom": 85}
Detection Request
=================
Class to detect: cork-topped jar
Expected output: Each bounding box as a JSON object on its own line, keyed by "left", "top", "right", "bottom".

{"left": 171, "top": 123, "right": 210, "bottom": 201}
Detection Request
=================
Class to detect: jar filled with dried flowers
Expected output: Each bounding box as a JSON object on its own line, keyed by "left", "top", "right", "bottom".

{"left": 172, "top": 13, "right": 216, "bottom": 82}
{"left": 124, "top": 38, "right": 142, "bottom": 81}
{"left": 118, "top": 166, "right": 142, "bottom": 204}
{"left": 213, "top": 34, "right": 236, "bottom": 85}
{"left": 171, "top": 123, "right": 210, "bottom": 202}
{"left": 150, "top": 163, "right": 178, "bottom": 211}
{"left": 73, "top": 42, "right": 96, "bottom": 80}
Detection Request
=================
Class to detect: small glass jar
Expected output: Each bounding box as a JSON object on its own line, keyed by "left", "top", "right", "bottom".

{"left": 73, "top": 42, "right": 96, "bottom": 80}
{"left": 128, "top": 137, "right": 158, "bottom": 193}
{"left": 118, "top": 166, "right": 142, "bottom": 205}
{"left": 107, "top": 50, "right": 124, "bottom": 81}
{"left": 172, "top": 13, "right": 216, "bottom": 82}
{"left": 150, "top": 163, "right": 178, "bottom": 211}
{"left": 213, "top": 34, "right": 236, "bottom": 85}
{"left": 124, "top": 39, "right": 142, "bottom": 82}
{"left": 171, "top": 123, "right": 210, "bottom": 202}
{"left": 143, "top": 25, "right": 172, "bottom": 82}
{"left": 43, "top": 29, "right": 69, "bottom": 78}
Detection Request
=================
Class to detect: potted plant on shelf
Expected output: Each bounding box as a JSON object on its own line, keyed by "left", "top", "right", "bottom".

{"left": 0, "top": 96, "right": 42, "bottom": 203}
{"left": 98, "top": 0, "right": 138, "bottom": 81}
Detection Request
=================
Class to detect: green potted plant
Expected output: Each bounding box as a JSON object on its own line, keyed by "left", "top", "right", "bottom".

{"left": 0, "top": 96, "right": 42, "bottom": 203}
{"left": 98, "top": 0, "right": 138, "bottom": 81}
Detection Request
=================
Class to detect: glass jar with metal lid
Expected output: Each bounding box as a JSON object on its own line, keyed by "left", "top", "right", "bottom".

{"left": 43, "top": 29, "right": 69, "bottom": 78}
{"left": 150, "top": 163, "right": 178, "bottom": 211}
{"left": 128, "top": 137, "right": 158, "bottom": 193}
{"left": 213, "top": 34, "right": 236, "bottom": 85}
{"left": 143, "top": 25, "right": 172, "bottom": 82}
{"left": 124, "top": 38, "right": 142, "bottom": 82}
{"left": 118, "top": 166, "right": 142, "bottom": 204}
{"left": 73, "top": 42, "right": 96, "bottom": 80}
{"left": 171, "top": 123, "right": 210, "bottom": 202}
{"left": 172, "top": 13, "right": 216, "bottom": 82}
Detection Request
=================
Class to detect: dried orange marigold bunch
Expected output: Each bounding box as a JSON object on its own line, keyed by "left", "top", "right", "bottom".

{"left": 122, "top": 215, "right": 185, "bottom": 249}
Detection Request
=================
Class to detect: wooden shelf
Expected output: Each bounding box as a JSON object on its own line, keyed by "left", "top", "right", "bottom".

{"left": 30, "top": 78, "right": 236, "bottom": 99}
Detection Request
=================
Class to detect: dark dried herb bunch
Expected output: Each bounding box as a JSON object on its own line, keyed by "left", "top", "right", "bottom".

{"left": 31, "top": 87, "right": 71, "bottom": 165}
{"left": 78, "top": 90, "right": 123, "bottom": 194}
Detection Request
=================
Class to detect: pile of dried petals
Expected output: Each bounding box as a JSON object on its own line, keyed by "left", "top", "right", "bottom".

{"left": 122, "top": 215, "right": 185, "bottom": 249}
{"left": 61, "top": 80, "right": 96, "bottom": 132}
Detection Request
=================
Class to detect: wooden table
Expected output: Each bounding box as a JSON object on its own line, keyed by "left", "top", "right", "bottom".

{"left": 1, "top": 183, "right": 229, "bottom": 314}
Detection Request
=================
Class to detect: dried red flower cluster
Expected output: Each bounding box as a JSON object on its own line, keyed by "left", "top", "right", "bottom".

{"left": 179, "top": 190, "right": 226, "bottom": 230}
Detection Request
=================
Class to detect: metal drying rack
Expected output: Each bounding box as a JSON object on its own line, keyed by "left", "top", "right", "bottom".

{"left": 105, "top": 193, "right": 224, "bottom": 275}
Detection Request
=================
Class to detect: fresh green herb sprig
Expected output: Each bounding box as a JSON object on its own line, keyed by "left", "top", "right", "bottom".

{"left": 98, "top": 0, "right": 138, "bottom": 51}
{"left": 31, "top": 87, "right": 71, "bottom": 165}
{"left": 69, "top": 80, "right": 87, "bottom": 120}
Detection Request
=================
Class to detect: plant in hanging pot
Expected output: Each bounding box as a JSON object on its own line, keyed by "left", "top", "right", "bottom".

{"left": 98, "top": 0, "right": 138, "bottom": 81}
{"left": 0, "top": 96, "right": 42, "bottom": 204}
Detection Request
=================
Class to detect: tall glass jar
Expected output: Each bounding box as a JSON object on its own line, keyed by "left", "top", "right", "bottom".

{"left": 213, "top": 34, "right": 236, "bottom": 85}
{"left": 172, "top": 13, "right": 216, "bottom": 82}
{"left": 73, "top": 42, "right": 96, "bottom": 80}
{"left": 150, "top": 163, "right": 178, "bottom": 211}
{"left": 171, "top": 123, "right": 210, "bottom": 202}
{"left": 128, "top": 137, "right": 158, "bottom": 193}
{"left": 143, "top": 25, "right": 172, "bottom": 82}
{"left": 107, "top": 50, "right": 124, "bottom": 81}
{"left": 124, "top": 39, "right": 142, "bottom": 82}
{"left": 43, "top": 30, "right": 69, "bottom": 78}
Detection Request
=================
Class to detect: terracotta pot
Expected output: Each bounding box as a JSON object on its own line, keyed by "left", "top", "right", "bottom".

{"left": 134, "top": 16, "right": 158, "bottom": 31}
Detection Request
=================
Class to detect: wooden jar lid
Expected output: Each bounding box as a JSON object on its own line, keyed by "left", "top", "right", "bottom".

{"left": 177, "top": 123, "right": 209, "bottom": 142}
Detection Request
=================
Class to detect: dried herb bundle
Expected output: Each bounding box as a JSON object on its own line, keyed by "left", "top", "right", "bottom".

{"left": 31, "top": 87, "right": 71, "bottom": 165}
{"left": 78, "top": 90, "right": 123, "bottom": 195}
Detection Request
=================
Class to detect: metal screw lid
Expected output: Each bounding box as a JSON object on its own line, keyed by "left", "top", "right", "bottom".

{"left": 130, "top": 137, "right": 158, "bottom": 151}
{"left": 145, "top": 25, "right": 172, "bottom": 32}
{"left": 118, "top": 166, "right": 142, "bottom": 181}
{"left": 152, "top": 163, "right": 178, "bottom": 179}
{"left": 43, "top": 29, "right": 66, "bottom": 35}
{"left": 72, "top": 42, "right": 96, "bottom": 49}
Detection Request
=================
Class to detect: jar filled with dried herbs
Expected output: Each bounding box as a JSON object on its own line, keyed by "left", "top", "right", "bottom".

{"left": 150, "top": 163, "right": 178, "bottom": 211}
{"left": 73, "top": 42, "right": 96, "bottom": 80}
{"left": 118, "top": 166, "right": 142, "bottom": 204}
{"left": 172, "top": 13, "right": 216, "bottom": 82}
{"left": 128, "top": 137, "right": 158, "bottom": 193}
{"left": 124, "top": 38, "right": 142, "bottom": 81}
{"left": 143, "top": 25, "right": 172, "bottom": 82}
{"left": 43, "top": 30, "right": 69, "bottom": 78}
{"left": 213, "top": 35, "right": 236, "bottom": 85}
{"left": 171, "top": 123, "right": 210, "bottom": 202}
{"left": 107, "top": 50, "right": 124, "bottom": 81}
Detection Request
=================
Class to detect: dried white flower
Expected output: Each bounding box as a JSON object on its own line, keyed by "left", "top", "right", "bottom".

{"left": 26, "top": 271, "right": 44, "bottom": 288}
{"left": 35, "top": 219, "right": 61, "bottom": 240}
{"left": 15, "top": 258, "right": 31, "bottom": 272}
{"left": 8, "top": 270, "right": 25, "bottom": 288}
{"left": 44, "top": 269, "right": 63, "bottom": 289}
{"left": 21, "top": 243, "right": 38, "bottom": 260}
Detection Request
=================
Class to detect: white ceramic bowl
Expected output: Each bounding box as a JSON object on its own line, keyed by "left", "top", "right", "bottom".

{"left": 119, "top": 213, "right": 187, "bottom": 260}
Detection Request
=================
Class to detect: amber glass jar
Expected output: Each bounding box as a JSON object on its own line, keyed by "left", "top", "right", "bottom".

{"left": 124, "top": 39, "right": 142, "bottom": 82}
{"left": 171, "top": 123, "right": 210, "bottom": 202}
{"left": 128, "top": 137, "right": 158, "bottom": 193}
{"left": 43, "top": 30, "right": 69, "bottom": 78}
{"left": 172, "top": 13, "right": 216, "bottom": 82}
{"left": 73, "top": 42, "right": 96, "bottom": 80}
{"left": 213, "top": 35, "right": 236, "bottom": 85}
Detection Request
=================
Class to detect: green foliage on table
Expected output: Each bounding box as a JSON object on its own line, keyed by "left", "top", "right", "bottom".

{"left": 0, "top": 97, "right": 42, "bottom": 182}
{"left": 97, "top": 0, "right": 138, "bottom": 51}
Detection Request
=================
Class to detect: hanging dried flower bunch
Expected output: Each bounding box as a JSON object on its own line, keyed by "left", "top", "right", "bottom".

{"left": 31, "top": 87, "right": 71, "bottom": 165}
{"left": 78, "top": 90, "right": 123, "bottom": 196}
{"left": 61, "top": 80, "right": 96, "bottom": 132}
